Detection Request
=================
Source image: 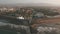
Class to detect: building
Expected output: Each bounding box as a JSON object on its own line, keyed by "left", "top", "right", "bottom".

{"left": 33, "top": 12, "right": 45, "bottom": 18}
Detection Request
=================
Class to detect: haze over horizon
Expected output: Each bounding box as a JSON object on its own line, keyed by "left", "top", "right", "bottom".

{"left": 0, "top": 0, "right": 60, "bottom": 6}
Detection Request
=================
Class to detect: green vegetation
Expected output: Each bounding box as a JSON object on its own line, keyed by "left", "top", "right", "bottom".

{"left": 0, "top": 8, "right": 59, "bottom": 18}
{"left": 34, "top": 8, "right": 59, "bottom": 16}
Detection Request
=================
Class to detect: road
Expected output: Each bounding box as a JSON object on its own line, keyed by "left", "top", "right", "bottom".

{"left": 31, "top": 17, "right": 60, "bottom": 28}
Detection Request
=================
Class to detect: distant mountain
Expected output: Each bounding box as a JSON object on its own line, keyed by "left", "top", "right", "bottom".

{"left": 15, "top": 3, "right": 54, "bottom": 6}
{"left": 0, "top": 3, "right": 60, "bottom": 7}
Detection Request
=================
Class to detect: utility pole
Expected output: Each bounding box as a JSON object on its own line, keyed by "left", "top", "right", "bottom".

{"left": 28, "top": 9, "right": 35, "bottom": 34}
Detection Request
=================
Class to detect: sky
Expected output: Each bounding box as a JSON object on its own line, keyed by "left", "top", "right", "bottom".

{"left": 0, "top": 0, "right": 60, "bottom": 5}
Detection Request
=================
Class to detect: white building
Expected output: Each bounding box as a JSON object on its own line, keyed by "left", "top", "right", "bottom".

{"left": 17, "top": 16, "right": 24, "bottom": 19}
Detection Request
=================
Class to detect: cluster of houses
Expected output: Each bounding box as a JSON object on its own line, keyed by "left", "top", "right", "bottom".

{"left": 0, "top": 8, "right": 16, "bottom": 12}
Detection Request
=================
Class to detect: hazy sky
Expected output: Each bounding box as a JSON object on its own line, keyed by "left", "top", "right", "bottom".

{"left": 0, "top": 0, "right": 60, "bottom": 5}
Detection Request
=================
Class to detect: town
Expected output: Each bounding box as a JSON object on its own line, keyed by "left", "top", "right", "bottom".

{"left": 0, "top": 6, "right": 60, "bottom": 34}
